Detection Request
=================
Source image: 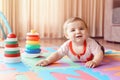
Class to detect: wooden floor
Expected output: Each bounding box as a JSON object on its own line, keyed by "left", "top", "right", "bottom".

{"left": 19, "top": 38, "right": 120, "bottom": 50}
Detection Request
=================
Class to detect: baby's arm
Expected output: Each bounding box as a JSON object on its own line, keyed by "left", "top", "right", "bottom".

{"left": 36, "top": 52, "right": 63, "bottom": 66}
{"left": 85, "top": 52, "right": 104, "bottom": 68}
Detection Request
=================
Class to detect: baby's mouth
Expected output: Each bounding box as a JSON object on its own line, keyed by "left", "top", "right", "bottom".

{"left": 76, "top": 35, "right": 82, "bottom": 38}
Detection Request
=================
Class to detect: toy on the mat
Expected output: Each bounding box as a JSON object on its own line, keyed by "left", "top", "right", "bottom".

{"left": 24, "top": 29, "right": 41, "bottom": 58}
{"left": 3, "top": 33, "right": 21, "bottom": 63}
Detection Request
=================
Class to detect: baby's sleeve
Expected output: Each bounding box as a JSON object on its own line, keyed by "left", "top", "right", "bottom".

{"left": 57, "top": 40, "right": 69, "bottom": 57}
{"left": 89, "top": 39, "right": 103, "bottom": 55}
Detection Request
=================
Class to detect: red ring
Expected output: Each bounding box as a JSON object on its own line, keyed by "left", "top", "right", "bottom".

{"left": 5, "top": 44, "right": 19, "bottom": 48}
{"left": 4, "top": 53, "right": 20, "bottom": 57}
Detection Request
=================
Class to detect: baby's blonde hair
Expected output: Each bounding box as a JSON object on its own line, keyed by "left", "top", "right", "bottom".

{"left": 63, "top": 17, "right": 87, "bottom": 34}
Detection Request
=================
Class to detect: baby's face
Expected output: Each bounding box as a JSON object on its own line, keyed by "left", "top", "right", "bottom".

{"left": 65, "top": 21, "right": 88, "bottom": 43}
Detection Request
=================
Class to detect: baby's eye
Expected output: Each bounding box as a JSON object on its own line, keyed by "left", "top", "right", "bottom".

{"left": 70, "top": 29, "right": 75, "bottom": 32}
{"left": 79, "top": 27, "right": 84, "bottom": 30}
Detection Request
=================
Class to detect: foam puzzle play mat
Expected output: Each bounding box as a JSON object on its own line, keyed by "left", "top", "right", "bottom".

{"left": 0, "top": 47, "right": 120, "bottom": 80}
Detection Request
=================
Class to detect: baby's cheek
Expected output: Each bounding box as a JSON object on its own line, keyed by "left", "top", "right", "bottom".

{"left": 84, "top": 34, "right": 89, "bottom": 38}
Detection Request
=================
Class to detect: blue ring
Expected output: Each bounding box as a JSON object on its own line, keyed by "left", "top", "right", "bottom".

{"left": 25, "top": 49, "right": 41, "bottom": 54}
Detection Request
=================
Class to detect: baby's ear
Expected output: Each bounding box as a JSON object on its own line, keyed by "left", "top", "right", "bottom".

{"left": 64, "top": 33, "right": 69, "bottom": 39}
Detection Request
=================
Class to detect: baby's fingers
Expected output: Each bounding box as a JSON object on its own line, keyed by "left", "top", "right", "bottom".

{"left": 40, "top": 61, "right": 48, "bottom": 66}
{"left": 36, "top": 60, "right": 48, "bottom": 66}
{"left": 35, "top": 61, "right": 42, "bottom": 66}
{"left": 85, "top": 61, "right": 96, "bottom": 68}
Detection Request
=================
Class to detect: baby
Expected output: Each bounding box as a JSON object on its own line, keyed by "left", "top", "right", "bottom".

{"left": 36, "top": 17, "right": 104, "bottom": 68}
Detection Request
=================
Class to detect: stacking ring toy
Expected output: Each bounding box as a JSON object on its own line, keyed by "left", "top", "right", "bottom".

{"left": 5, "top": 44, "right": 18, "bottom": 48}
{"left": 26, "top": 44, "right": 40, "bottom": 49}
{"left": 23, "top": 52, "right": 41, "bottom": 58}
{"left": 5, "top": 38, "right": 17, "bottom": 41}
{"left": 27, "top": 35, "right": 39, "bottom": 37}
{"left": 4, "top": 53, "right": 20, "bottom": 57}
{"left": 5, "top": 41, "right": 18, "bottom": 44}
{"left": 26, "top": 41, "right": 39, "bottom": 45}
{"left": 7, "top": 33, "right": 16, "bottom": 38}
{"left": 5, "top": 47, "right": 19, "bottom": 51}
{"left": 4, "top": 50, "right": 20, "bottom": 54}
{"left": 3, "top": 57, "right": 21, "bottom": 63}
{"left": 26, "top": 36, "right": 39, "bottom": 41}
{"left": 25, "top": 49, "right": 41, "bottom": 53}
{"left": 27, "top": 31, "right": 39, "bottom": 34}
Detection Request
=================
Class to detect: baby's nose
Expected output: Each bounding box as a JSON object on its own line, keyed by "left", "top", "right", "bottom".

{"left": 76, "top": 30, "right": 81, "bottom": 33}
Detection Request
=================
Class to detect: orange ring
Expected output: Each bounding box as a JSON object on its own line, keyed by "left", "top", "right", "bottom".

{"left": 26, "top": 36, "right": 39, "bottom": 41}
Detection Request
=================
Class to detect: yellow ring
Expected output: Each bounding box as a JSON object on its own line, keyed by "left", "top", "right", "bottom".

{"left": 26, "top": 41, "right": 40, "bottom": 45}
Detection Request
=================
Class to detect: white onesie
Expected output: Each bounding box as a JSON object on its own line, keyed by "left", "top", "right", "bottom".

{"left": 57, "top": 38, "right": 103, "bottom": 62}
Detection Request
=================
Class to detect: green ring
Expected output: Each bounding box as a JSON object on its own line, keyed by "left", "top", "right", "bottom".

{"left": 4, "top": 50, "right": 20, "bottom": 54}
{"left": 5, "top": 41, "right": 18, "bottom": 44}
{"left": 26, "top": 44, "right": 40, "bottom": 49}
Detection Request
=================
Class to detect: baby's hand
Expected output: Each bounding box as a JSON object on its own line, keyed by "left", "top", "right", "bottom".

{"left": 85, "top": 61, "right": 97, "bottom": 68}
{"left": 36, "top": 59, "right": 49, "bottom": 66}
